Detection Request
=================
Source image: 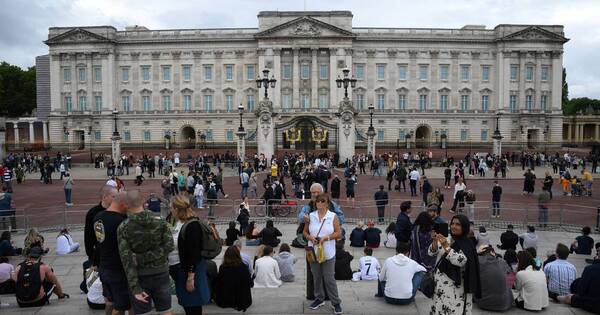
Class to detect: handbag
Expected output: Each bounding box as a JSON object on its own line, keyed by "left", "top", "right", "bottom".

{"left": 305, "top": 216, "right": 326, "bottom": 264}
{"left": 419, "top": 250, "right": 447, "bottom": 299}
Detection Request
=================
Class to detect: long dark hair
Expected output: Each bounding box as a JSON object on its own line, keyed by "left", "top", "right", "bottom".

{"left": 385, "top": 222, "right": 396, "bottom": 234}
{"left": 517, "top": 250, "right": 536, "bottom": 272}
{"left": 413, "top": 211, "right": 433, "bottom": 233}
{"left": 245, "top": 221, "right": 256, "bottom": 239}
{"left": 221, "top": 246, "right": 242, "bottom": 267}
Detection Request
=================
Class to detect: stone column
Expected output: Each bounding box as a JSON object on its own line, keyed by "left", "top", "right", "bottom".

{"left": 329, "top": 48, "right": 338, "bottom": 108}
{"left": 595, "top": 124, "right": 599, "bottom": 141}
{"left": 236, "top": 130, "right": 247, "bottom": 162}
{"left": 493, "top": 135, "right": 503, "bottom": 156}
{"left": 13, "top": 123, "right": 19, "bottom": 146}
{"left": 292, "top": 49, "right": 300, "bottom": 107}
{"left": 567, "top": 124, "right": 572, "bottom": 142}
{"left": 367, "top": 129, "right": 376, "bottom": 157}
{"left": 337, "top": 100, "right": 357, "bottom": 164}
{"left": 273, "top": 48, "right": 281, "bottom": 109}
{"left": 43, "top": 121, "right": 49, "bottom": 145}
{"left": 256, "top": 99, "right": 275, "bottom": 163}
{"left": 311, "top": 48, "right": 318, "bottom": 108}
{"left": 28, "top": 121, "right": 35, "bottom": 143}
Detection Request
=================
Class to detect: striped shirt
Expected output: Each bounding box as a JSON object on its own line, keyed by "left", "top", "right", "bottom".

{"left": 543, "top": 259, "right": 576, "bottom": 295}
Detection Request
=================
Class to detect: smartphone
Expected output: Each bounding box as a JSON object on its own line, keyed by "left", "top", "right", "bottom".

{"left": 434, "top": 222, "right": 449, "bottom": 237}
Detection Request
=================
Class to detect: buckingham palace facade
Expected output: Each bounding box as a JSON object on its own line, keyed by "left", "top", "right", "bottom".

{"left": 38, "top": 10, "right": 568, "bottom": 154}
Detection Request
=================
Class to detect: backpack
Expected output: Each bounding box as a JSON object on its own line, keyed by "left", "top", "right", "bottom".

{"left": 16, "top": 262, "right": 42, "bottom": 302}
{"left": 180, "top": 219, "right": 222, "bottom": 259}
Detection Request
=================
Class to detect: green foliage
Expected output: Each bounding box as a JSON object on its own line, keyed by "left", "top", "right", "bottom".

{"left": 563, "top": 97, "right": 600, "bottom": 115}
{"left": 0, "top": 61, "right": 36, "bottom": 117}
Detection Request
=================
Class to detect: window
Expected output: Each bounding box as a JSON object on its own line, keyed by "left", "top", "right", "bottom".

{"left": 206, "top": 130, "right": 213, "bottom": 141}
{"left": 78, "top": 68, "right": 86, "bottom": 82}
{"left": 300, "top": 94, "right": 310, "bottom": 109}
{"left": 399, "top": 130, "right": 406, "bottom": 141}
{"left": 225, "top": 65, "right": 233, "bottom": 81}
{"left": 376, "top": 64, "right": 385, "bottom": 80}
{"left": 142, "top": 96, "right": 151, "bottom": 112}
{"left": 510, "top": 65, "right": 519, "bottom": 81}
{"left": 481, "top": 95, "right": 489, "bottom": 112}
{"left": 398, "top": 65, "right": 407, "bottom": 80}
{"left": 282, "top": 94, "right": 292, "bottom": 109}
{"left": 246, "top": 65, "right": 255, "bottom": 81}
{"left": 78, "top": 95, "right": 86, "bottom": 111}
{"left": 246, "top": 94, "right": 255, "bottom": 112}
{"left": 377, "top": 129, "right": 384, "bottom": 141}
{"left": 355, "top": 64, "right": 365, "bottom": 80}
{"left": 509, "top": 95, "right": 518, "bottom": 112}
{"left": 541, "top": 95, "right": 548, "bottom": 111}
{"left": 398, "top": 94, "right": 406, "bottom": 111}
{"left": 377, "top": 94, "right": 385, "bottom": 110}
{"left": 355, "top": 94, "right": 364, "bottom": 111}
{"left": 282, "top": 64, "right": 292, "bottom": 80}
{"left": 301, "top": 64, "right": 309, "bottom": 79}
{"left": 541, "top": 66, "right": 549, "bottom": 81}
{"left": 481, "top": 130, "right": 488, "bottom": 141}
{"left": 460, "top": 95, "right": 469, "bottom": 111}
{"left": 162, "top": 66, "right": 171, "bottom": 81}
{"left": 122, "top": 95, "right": 130, "bottom": 112}
{"left": 184, "top": 95, "right": 192, "bottom": 111}
{"left": 225, "top": 95, "right": 233, "bottom": 112}
{"left": 95, "top": 96, "right": 102, "bottom": 111}
{"left": 204, "top": 95, "right": 213, "bottom": 111}
{"left": 319, "top": 93, "right": 328, "bottom": 109}
{"left": 460, "top": 129, "right": 468, "bottom": 141}
{"left": 65, "top": 96, "right": 72, "bottom": 112}
{"left": 93, "top": 131, "right": 101, "bottom": 141}
{"left": 143, "top": 130, "right": 151, "bottom": 141}
{"left": 182, "top": 65, "right": 191, "bottom": 81}
{"left": 525, "top": 95, "right": 533, "bottom": 110}
{"left": 439, "top": 65, "right": 449, "bottom": 81}
{"left": 419, "top": 95, "right": 427, "bottom": 111}
{"left": 526, "top": 66, "right": 534, "bottom": 81}
{"left": 461, "top": 65, "right": 470, "bottom": 81}
{"left": 226, "top": 129, "right": 234, "bottom": 141}
{"left": 481, "top": 65, "right": 490, "bottom": 82}
{"left": 142, "top": 66, "right": 151, "bottom": 81}
{"left": 94, "top": 67, "right": 102, "bottom": 82}
{"left": 122, "top": 67, "right": 130, "bottom": 82}
{"left": 419, "top": 65, "right": 428, "bottom": 81}
{"left": 439, "top": 95, "right": 448, "bottom": 112}
{"left": 162, "top": 95, "right": 171, "bottom": 111}
{"left": 124, "top": 131, "right": 131, "bottom": 141}
{"left": 204, "top": 65, "right": 213, "bottom": 81}
{"left": 63, "top": 68, "right": 71, "bottom": 82}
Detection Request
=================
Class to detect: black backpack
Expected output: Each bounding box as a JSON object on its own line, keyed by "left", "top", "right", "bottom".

{"left": 16, "top": 262, "right": 42, "bottom": 302}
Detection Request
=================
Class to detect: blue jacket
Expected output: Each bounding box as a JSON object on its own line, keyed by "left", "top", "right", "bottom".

{"left": 0, "top": 192, "right": 12, "bottom": 212}
{"left": 297, "top": 200, "right": 345, "bottom": 225}
{"left": 374, "top": 190, "right": 388, "bottom": 206}
{"left": 394, "top": 212, "right": 412, "bottom": 243}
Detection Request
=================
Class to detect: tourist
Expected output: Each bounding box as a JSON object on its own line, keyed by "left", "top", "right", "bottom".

{"left": 186, "top": 172, "right": 195, "bottom": 194}
{"left": 352, "top": 247, "right": 380, "bottom": 281}
{"left": 376, "top": 241, "right": 426, "bottom": 305}
{"left": 421, "top": 176, "right": 432, "bottom": 207}
{"left": 233, "top": 240, "right": 253, "bottom": 275}
{"left": 538, "top": 189, "right": 551, "bottom": 227}
{"left": 364, "top": 220, "right": 382, "bottom": 248}
{"left": 330, "top": 174, "right": 341, "bottom": 199}
{"left": 23, "top": 228, "right": 48, "bottom": 256}
{"left": 55, "top": 228, "right": 80, "bottom": 255}
{"left": 544, "top": 243, "right": 577, "bottom": 299}
{"left": 394, "top": 201, "right": 412, "bottom": 244}
{"left": 429, "top": 214, "right": 481, "bottom": 315}
{"left": 476, "top": 226, "right": 490, "bottom": 247}
{"left": 193, "top": 179, "right": 204, "bottom": 209}
{"left": 397, "top": 164, "right": 407, "bottom": 192}
{"left": 0, "top": 256, "right": 15, "bottom": 294}
{"left": 345, "top": 173, "right": 357, "bottom": 205}
{"left": 427, "top": 187, "right": 444, "bottom": 209}
{"left": 514, "top": 250, "right": 549, "bottom": 311}
{"left": 497, "top": 224, "right": 518, "bottom": 250}
{"left": 237, "top": 198, "right": 250, "bottom": 235}
{"left": 523, "top": 168, "right": 536, "bottom": 194}
{"left": 409, "top": 167, "right": 420, "bottom": 197}
{"left": 0, "top": 185, "right": 15, "bottom": 231}
{"left": 427, "top": 204, "right": 445, "bottom": 225}
{"left": 334, "top": 240, "right": 353, "bottom": 280}
{"left": 570, "top": 226, "right": 595, "bottom": 255}
{"left": 503, "top": 249, "right": 518, "bottom": 289}
{"left": 0, "top": 231, "right": 22, "bottom": 256}
{"left": 274, "top": 243, "right": 297, "bottom": 282}
{"left": 245, "top": 221, "right": 261, "bottom": 246}
{"left": 450, "top": 177, "right": 466, "bottom": 213}
{"left": 374, "top": 185, "right": 388, "bottom": 224}
{"left": 214, "top": 246, "right": 253, "bottom": 312}
{"left": 304, "top": 192, "right": 343, "bottom": 314}
{"left": 144, "top": 193, "right": 163, "bottom": 213}
{"left": 491, "top": 181, "right": 502, "bottom": 218}
{"left": 411, "top": 211, "right": 435, "bottom": 270}
{"left": 519, "top": 225, "right": 538, "bottom": 250}
{"left": 259, "top": 219, "right": 282, "bottom": 247}
{"left": 542, "top": 171, "right": 554, "bottom": 199}
{"left": 465, "top": 190, "right": 476, "bottom": 221}
{"left": 349, "top": 221, "right": 366, "bottom": 247}
{"left": 117, "top": 190, "right": 175, "bottom": 315}
{"left": 253, "top": 245, "right": 282, "bottom": 288}
{"left": 444, "top": 164, "right": 452, "bottom": 189}
{"left": 475, "top": 245, "right": 513, "bottom": 311}
{"left": 63, "top": 172, "right": 74, "bottom": 206}
{"left": 240, "top": 169, "right": 249, "bottom": 199}
{"left": 556, "top": 248, "right": 600, "bottom": 313}
{"left": 84, "top": 185, "right": 117, "bottom": 263}
{"left": 383, "top": 222, "right": 397, "bottom": 249}
{"left": 225, "top": 221, "right": 241, "bottom": 246}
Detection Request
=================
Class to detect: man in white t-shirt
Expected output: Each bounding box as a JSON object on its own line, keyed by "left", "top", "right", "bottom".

{"left": 352, "top": 247, "right": 380, "bottom": 281}
{"left": 409, "top": 168, "right": 420, "bottom": 196}
{"left": 376, "top": 242, "right": 426, "bottom": 305}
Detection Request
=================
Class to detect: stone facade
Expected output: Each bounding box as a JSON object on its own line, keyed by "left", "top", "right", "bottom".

{"left": 42, "top": 10, "right": 568, "bottom": 154}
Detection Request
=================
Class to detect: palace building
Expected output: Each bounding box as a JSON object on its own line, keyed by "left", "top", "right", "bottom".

{"left": 27, "top": 10, "right": 569, "bottom": 157}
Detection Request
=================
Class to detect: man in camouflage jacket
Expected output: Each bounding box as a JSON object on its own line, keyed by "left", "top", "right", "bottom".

{"left": 117, "top": 190, "right": 174, "bottom": 315}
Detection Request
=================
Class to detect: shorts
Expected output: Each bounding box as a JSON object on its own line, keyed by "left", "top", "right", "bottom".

{"left": 131, "top": 272, "right": 172, "bottom": 315}
{"left": 346, "top": 190, "right": 355, "bottom": 198}
{"left": 99, "top": 268, "right": 131, "bottom": 311}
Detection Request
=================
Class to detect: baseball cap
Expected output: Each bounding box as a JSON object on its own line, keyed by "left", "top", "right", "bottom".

{"left": 28, "top": 246, "right": 43, "bottom": 258}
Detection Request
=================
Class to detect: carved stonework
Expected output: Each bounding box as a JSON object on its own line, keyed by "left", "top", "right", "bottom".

{"left": 366, "top": 49, "right": 376, "bottom": 58}
{"left": 214, "top": 50, "right": 224, "bottom": 58}
{"left": 171, "top": 51, "right": 181, "bottom": 59}
{"left": 192, "top": 50, "right": 203, "bottom": 58}
{"left": 290, "top": 22, "right": 321, "bottom": 36}
{"left": 408, "top": 50, "right": 418, "bottom": 58}
{"left": 234, "top": 50, "right": 245, "bottom": 57}
{"left": 130, "top": 52, "right": 140, "bottom": 60}
{"left": 151, "top": 51, "right": 161, "bottom": 59}
{"left": 471, "top": 51, "right": 480, "bottom": 59}
{"left": 429, "top": 50, "right": 439, "bottom": 58}
{"left": 450, "top": 50, "right": 460, "bottom": 58}
{"left": 387, "top": 49, "right": 398, "bottom": 57}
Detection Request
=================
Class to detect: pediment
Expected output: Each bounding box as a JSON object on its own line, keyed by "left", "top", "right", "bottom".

{"left": 255, "top": 16, "right": 355, "bottom": 39}
{"left": 499, "top": 26, "right": 568, "bottom": 43}
{"left": 45, "top": 28, "right": 114, "bottom": 45}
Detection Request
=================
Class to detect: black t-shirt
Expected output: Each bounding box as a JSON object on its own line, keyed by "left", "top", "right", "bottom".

{"left": 84, "top": 203, "right": 105, "bottom": 260}
{"left": 93, "top": 210, "right": 127, "bottom": 271}
{"left": 364, "top": 227, "right": 381, "bottom": 247}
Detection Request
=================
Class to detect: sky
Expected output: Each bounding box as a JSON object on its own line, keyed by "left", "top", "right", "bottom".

{"left": 1, "top": 0, "right": 599, "bottom": 98}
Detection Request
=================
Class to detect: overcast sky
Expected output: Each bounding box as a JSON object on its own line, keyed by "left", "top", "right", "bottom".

{"left": 1, "top": 0, "right": 599, "bottom": 98}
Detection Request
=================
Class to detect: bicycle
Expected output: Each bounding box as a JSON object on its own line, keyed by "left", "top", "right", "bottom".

{"left": 254, "top": 200, "right": 295, "bottom": 217}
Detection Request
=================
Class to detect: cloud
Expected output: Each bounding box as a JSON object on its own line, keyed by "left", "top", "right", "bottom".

{"left": 0, "top": 0, "right": 598, "bottom": 98}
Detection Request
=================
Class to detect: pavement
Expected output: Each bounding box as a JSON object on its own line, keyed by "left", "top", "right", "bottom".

{"left": 0, "top": 223, "right": 597, "bottom": 314}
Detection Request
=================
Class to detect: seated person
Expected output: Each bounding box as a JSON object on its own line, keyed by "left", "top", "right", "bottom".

{"left": 556, "top": 248, "right": 600, "bottom": 314}
{"left": 0, "top": 256, "right": 15, "bottom": 294}
{"left": 586, "top": 242, "right": 600, "bottom": 264}
{"left": 84, "top": 268, "right": 105, "bottom": 310}
{"left": 253, "top": 245, "right": 282, "bottom": 288}
{"left": 349, "top": 221, "right": 366, "bottom": 247}
{"left": 334, "top": 240, "right": 353, "bottom": 280}
{"left": 571, "top": 226, "right": 594, "bottom": 255}
{"left": 376, "top": 242, "right": 426, "bottom": 305}
{"left": 0, "top": 231, "right": 22, "bottom": 256}
{"left": 23, "top": 228, "right": 49, "bottom": 255}
{"left": 226, "top": 221, "right": 241, "bottom": 246}
{"left": 291, "top": 222, "right": 308, "bottom": 248}
{"left": 12, "top": 247, "right": 69, "bottom": 307}
{"left": 55, "top": 228, "right": 80, "bottom": 255}
{"left": 352, "top": 247, "right": 380, "bottom": 281}
{"left": 476, "top": 226, "right": 490, "bottom": 247}
{"left": 274, "top": 243, "right": 297, "bottom": 282}
{"left": 144, "top": 193, "right": 162, "bottom": 213}
{"left": 525, "top": 247, "right": 543, "bottom": 270}
{"left": 259, "top": 220, "right": 282, "bottom": 247}
{"left": 544, "top": 243, "right": 577, "bottom": 299}
{"left": 364, "top": 220, "right": 382, "bottom": 248}
{"left": 233, "top": 240, "right": 253, "bottom": 275}
{"left": 514, "top": 250, "right": 549, "bottom": 311}
{"left": 475, "top": 245, "right": 513, "bottom": 311}
{"left": 245, "top": 221, "right": 261, "bottom": 246}
{"left": 503, "top": 249, "right": 518, "bottom": 289}
{"left": 519, "top": 226, "right": 538, "bottom": 250}
{"left": 497, "top": 224, "right": 518, "bottom": 250}
{"left": 383, "top": 222, "right": 397, "bottom": 249}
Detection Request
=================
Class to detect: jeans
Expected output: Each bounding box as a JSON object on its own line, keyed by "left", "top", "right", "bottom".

{"left": 409, "top": 180, "right": 417, "bottom": 196}
{"left": 241, "top": 185, "right": 248, "bottom": 199}
{"left": 310, "top": 258, "right": 341, "bottom": 305}
{"left": 538, "top": 205, "right": 548, "bottom": 227}
{"left": 195, "top": 196, "right": 204, "bottom": 208}
{"left": 492, "top": 201, "right": 500, "bottom": 216}
{"left": 376, "top": 271, "right": 425, "bottom": 305}
{"left": 377, "top": 206, "right": 385, "bottom": 223}
{"left": 64, "top": 188, "right": 72, "bottom": 204}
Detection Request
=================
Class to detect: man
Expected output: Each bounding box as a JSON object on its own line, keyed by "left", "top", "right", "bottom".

{"left": 0, "top": 185, "right": 15, "bottom": 231}
{"left": 571, "top": 226, "right": 594, "bottom": 255}
{"left": 427, "top": 204, "right": 445, "bottom": 225}
{"left": 497, "top": 224, "right": 518, "bottom": 251}
{"left": 542, "top": 171, "right": 554, "bottom": 199}
{"left": 84, "top": 186, "right": 118, "bottom": 263}
{"left": 544, "top": 243, "right": 577, "bottom": 299}
{"left": 421, "top": 176, "right": 432, "bottom": 207}
{"left": 94, "top": 191, "right": 132, "bottom": 315}
{"left": 475, "top": 245, "right": 513, "bottom": 311}
{"left": 374, "top": 185, "right": 388, "bottom": 224}
{"left": 394, "top": 201, "right": 412, "bottom": 244}
{"left": 582, "top": 168, "right": 593, "bottom": 196}
{"left": 134, "top": 163, "right": 143, "bottom": 186}
{"left": 118, "top": 190, "right": 174, "bottom": 315}
{"left": 12, "top": 247, "right": 69, "bottom": 307}
{"left": 538, "top": 190, "right": 551, "bottom": 228}
{"left": 519, "top": 225, "right": 538, "bottom": 250}
{"left": 144, "top": 193, "right": 163, "bottom": 214}
{"left": 557, "top": 247, "right": 600, "bottom": 313}
{"left": 491, "top": 181, "right": 502, "bottom": 218}
{"left": 376, "top": 242, "right": 426, "bottom": 305}
{"left": 408, "top": 167, "right": 420, "bottom": 197}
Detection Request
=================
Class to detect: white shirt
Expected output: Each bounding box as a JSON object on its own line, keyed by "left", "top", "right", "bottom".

{"left": 454, "top": 183, "right": 466, "bottom": 198}
{"left": 106, "top": 179, "right": 117, "bottom": 188}
{"left": 253, "top": 256, "right": 282, "bottom": 288}
{"left": 56, "top": 234, "right": 79, "bottom": 255}
{"left": 193, "top": 183, "right": 204, "bottom": 197}
{"left": 379, "top": 254, "right": 426, "bottom": 299}
{"left": 385, "top": 232, "right": 397, "bottom": 249}
{"left": 168, "top": 221, "right": 184, "bottom": 266}
{"left": 86, "top": 270, "right": 104, "bottom": 305}
{"left": 409, "top": 170, "right": 420, "bottom": 181}
{"left": 308, "top": 210, "right": 337, "bottom": 261}
{"left": 514, "top": 266, "right": 549, "bottom": 311}
{"left": 357, "top": 256, "right": 380, "bottom": 281}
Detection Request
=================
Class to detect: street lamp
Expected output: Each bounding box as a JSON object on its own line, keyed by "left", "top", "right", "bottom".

{"left": 405, "top": 133, "right": 411, "bottom": 150}
{"left": 112, "top": 109, "right": 119, "bottom": 137}
{"left": 368, "top": 104, "right": 375, "bottom": 133}
{"left": 440, "top": 133, "right": 448, "bottom": 158}
{"left": 520, "top": 125, "right": 525, "bottom": 152}
{"left": 492, "top": 113, "right": 503, "bottom": 157}
{"left": 335, "top": 68, "right": 357, "bottom": 100}
{"left": 63, "top": 126, "right": 70, "bottom": 154}
{"left": 256, "top": 69, "right": 276, "bottom": 99}
{"left": 238, "top": 104, "right": 245, "bottom": 132}
{"left": 88, "top": 126, "right": 93, "bottom": 163}
{"left": 542, "top": 124, "right": 549, "bottom": 153}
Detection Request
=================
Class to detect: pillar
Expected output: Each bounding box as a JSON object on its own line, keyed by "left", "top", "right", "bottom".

{"left": 111, "top": 134, "right": 121, "bottom": 162}
{"left": 367, "top": 128, "right": 376, "bottom": 158}
{"left": 493, "top": 137, "right": 503, "bottom": 156}
{"left": 28, "top": 121, "right": 35, "bottom": 143}
{"left": 292, "top": 48, "right": 300, "bottom": 107}
{"left": 256, "top": 99, "right": 275, "bottom": 162}
{"left": 236, "top": 130, "right": 247, "bottom": 162}
{"left": 311, "top": 48, "right": 318, "bottom": 108}
{"left": 13, "top": 123, "right": 19, "bottom": 146}
{"left": 595, "top": 124, "right": 599, "bottom": 141}
{"left": 567, "top": 124, "right": 572, "bottom": 142}
{"left": 0, "top": 122, "right": 5, "bottom": 160}
{"left": 43, "top": 121, "right": 49, "bottom": 145}
{"left": 337, "top": 100, "right": 357, "bottom": 165}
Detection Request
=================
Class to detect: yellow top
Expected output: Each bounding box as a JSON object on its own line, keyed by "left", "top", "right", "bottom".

{"left": 582, "top": 171, "right": 593, "bottom": 182}
{"left": 271, "top": 164, "right": 278, "bottom": 177}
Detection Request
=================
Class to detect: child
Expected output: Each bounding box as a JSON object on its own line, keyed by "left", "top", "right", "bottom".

{"left": 352, "top": 247, "right": 380, "bottom": 281}
{"left": 561, "top": 176, "right": 570, "bottom": 196}
{"left": 274, "top": 243, "right": 297, "bottom": 282}
{"left": 225, "top": 221, "right": 241, "bottom": 246}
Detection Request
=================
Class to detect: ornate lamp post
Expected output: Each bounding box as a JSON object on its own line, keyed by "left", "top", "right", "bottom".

{"left": 336, "top": 68, "right": 357, "bottom": 100}
{"left": 440, "top": 133, "right": 448, "bottom": 158}
{"left": 367, "top": 104, "right": 376, "bottom": 156}
{"left": 405, "top": 133, "right": 411, "bottom": 150}
{"left": 492, "top": 113, "right": 504, "bottom": 156}
{"left": 236, "top": 104, "right": 247, "bottom": 162}
{"left": 520, "top": 125, "right": 525, "bottom": 152}
{"left": 256, "top": 69, "right": 277, "bottom": 99}
{"left": 63, "top": 126, "right": 70, "bottom": 155}
{"left": 542, "top": 124, "right": 549, "bottom": 153}
{"left": 111, "top": 109, "right": 121, "bottom": 162}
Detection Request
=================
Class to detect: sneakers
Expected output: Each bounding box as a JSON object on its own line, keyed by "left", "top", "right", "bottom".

{"left": 332, "top": 304, "right": 343, "bottom": 314}
{"left": 309, "top": 299, "right": 325, "bottom": 310}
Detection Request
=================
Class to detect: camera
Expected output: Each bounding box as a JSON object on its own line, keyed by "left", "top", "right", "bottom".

{"left": 314, "top": 237, "right": 321, "bottom": 243}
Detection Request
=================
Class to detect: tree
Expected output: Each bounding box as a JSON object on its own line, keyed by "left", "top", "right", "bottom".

{"left": 563, "top": 97, "right": 600, "bottom": 115}
{"left": 562, "top": 67, "right": 569, "bottom": 108}
{"left": 0, "top": 61, "right": 36, "bottom": 117}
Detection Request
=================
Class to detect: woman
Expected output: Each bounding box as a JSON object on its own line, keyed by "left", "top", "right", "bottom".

{"left": 225, "top": 221, "right": 241, "bottom": 246}
{"left": 214, "top": 246, "right": 253, "bottom": 312}
{"left": 523, "top": 169, "right": 536, "bottom": 195}
{"left": 24, "top": 228, "right": 49, "bottom": 255}
{"left": 0, "top": 231, "right": 22, "bottom": 256}
{"left": 410, "top": 211, "right": 436, "bottom": 270}
{"left": 474, "top": 245, "right": 513, "bottom": 311}
{"left": 514, "top": 250, "right": 549, "bottom": 311}
{"left": 383, "top": 222, "right": 397, "bottom": 249}
{"left": 450, "top": 178, "right": 466, "bottom": 213}
{"left": 253, "top": 245, "right": 282, "bottom": 288}
{"left": 55, "top": 228, "right": 80, "bottom": 255}
{"left": 429, "top": 214, "right": 481, "bottom": 315}
{"left": 258, "top": 220, "right": 282, "bottom": 247}
{"left": 334, "top": 240, "right": 353, "bottom": 281}
{"left": 193, "top": 178, "right": 204, "bottom": 209}
{"left": 63, "top": 172, "right": 74, "bottom": 206}
{"left": 503, "top": 249, "right": 518, "bottom": 289}
{"left": 427, "top": 188, "right": 444, "bottom": 209}
{"left": 245, "top": 221, "right": 261, "bottom": 246}
{"left": 0, "top": 256, "right": 15, "bottom": 294}
{"left": 168, "top": 195, "right": 211, "bottom": 315}
{"left": 303, "top": 192, "right": 343, "bottom": 314}
{"left": 249, "top": 172, "right": 258, "bottom": 198}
